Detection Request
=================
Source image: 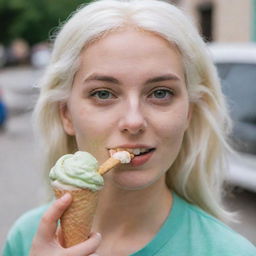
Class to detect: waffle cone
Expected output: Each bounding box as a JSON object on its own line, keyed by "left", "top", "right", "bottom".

{"left": 98, "top": 157, "right": 120, "bottom": 175}
{"left": 54, "top": 188, "right": 99, "bottom": 248}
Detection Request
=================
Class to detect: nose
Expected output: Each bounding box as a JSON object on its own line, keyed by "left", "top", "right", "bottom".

{"left": 118, "top": 99, "right": 147, "bottom": 136}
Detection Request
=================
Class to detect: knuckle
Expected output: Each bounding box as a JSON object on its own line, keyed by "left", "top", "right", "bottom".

{"left": 88, "top": 236, "right": 101, "bottom": 250}
{"left": 40, "top": 214, "right": 52, "bottom": 225}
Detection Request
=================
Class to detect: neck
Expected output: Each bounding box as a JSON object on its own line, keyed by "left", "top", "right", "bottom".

{"left": 93, "top": 176, "right": 172, "bottom": 237}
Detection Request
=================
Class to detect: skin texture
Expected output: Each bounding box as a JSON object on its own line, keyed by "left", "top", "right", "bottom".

{"left": 61, "top": 29, "right": 191, "bottom": 191}
{"left": 32, "top": 29, "right": 192, "bottom": 255}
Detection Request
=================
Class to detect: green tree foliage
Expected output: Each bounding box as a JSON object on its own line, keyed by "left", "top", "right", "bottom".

{"left": 0, "top": 0, "right": 92, "bottom": 45}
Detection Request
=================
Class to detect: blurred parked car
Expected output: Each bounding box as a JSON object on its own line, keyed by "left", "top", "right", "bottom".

{"left": 0, "top": 68, "right": 43, "bottom": 114}
{"left": 208, "top": 43, "right": 256, "bottom": 192}
{"left": 0, "top": 88, "right": 8, "bottom": 128}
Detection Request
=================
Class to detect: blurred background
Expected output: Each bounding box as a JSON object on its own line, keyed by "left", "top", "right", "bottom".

{"left": 0, "top": 0, "right": 256, "bottom": 251}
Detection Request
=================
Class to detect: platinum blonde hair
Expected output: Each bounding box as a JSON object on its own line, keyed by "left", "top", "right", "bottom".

{"left": 34, "top": 0, "right": 233, "bottom": 221}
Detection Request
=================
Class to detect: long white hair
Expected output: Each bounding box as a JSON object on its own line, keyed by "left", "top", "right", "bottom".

{"left": 34, "top": 0, "right": 233, "bottom": 221}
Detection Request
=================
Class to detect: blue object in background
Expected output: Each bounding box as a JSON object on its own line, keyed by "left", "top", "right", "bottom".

{"left": 0, "top": 99, "right": 7, "bottom": 126}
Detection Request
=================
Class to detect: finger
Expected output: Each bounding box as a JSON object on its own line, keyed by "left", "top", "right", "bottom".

{"left": 37, "top": 193, "right": 72, "bottom": 241}
{"left": 56, "top": 226, "right": 65, "bottom": 246}
{"left": 66, "top": 232, "right": 102, "bottom": 256}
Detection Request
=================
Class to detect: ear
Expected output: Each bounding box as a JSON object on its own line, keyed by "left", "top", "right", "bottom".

{"left": 59, "top": 102, "right": 75, "bottom": 136}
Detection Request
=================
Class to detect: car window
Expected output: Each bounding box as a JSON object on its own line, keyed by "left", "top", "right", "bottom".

{"left": 215, "top": 63, "right": 256, "bottom": 154}
{"left": 216, "top": 63, "right": 256, "bottom": 120}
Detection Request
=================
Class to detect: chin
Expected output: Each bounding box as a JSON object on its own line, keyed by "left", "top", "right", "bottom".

{"left": 114, "top": 181, "right": 152, "bottom": 191}
{"left": 110, "top": 171, "right": 163, "bottom": 191}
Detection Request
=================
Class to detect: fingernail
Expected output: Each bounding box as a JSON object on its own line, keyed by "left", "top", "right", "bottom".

{"left": 89, "top": 232, "right": 101, "bottom": 239}
{"left": 96, "top": 232, "right": 102, "bottom": 239}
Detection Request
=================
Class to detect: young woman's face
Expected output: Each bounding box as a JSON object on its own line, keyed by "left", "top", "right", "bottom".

{"left": 60, "top": 29, "right": 191, "bottom": 190}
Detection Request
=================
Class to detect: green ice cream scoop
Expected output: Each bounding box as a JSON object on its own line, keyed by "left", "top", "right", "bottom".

{"left": 49, "top": 151, "right": 104, "bottom": 191}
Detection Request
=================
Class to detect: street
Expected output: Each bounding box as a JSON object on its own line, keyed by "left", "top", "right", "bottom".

{"left": 0, "top": 68, "right": 255, "bottom": 250}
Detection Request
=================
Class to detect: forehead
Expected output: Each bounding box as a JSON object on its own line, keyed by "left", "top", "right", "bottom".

{"left": 82, "top": 28, "right": 180, "bottom": 60}
{"left": 76, "top": 28, "right": 185, "bottom": 82}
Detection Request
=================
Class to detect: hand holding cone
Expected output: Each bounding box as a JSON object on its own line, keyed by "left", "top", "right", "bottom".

{"left": 54, "top": 188, "right": 99, "bottom": 247}
{"left": 53, "top": 150, "right": 133, "bottom": 247}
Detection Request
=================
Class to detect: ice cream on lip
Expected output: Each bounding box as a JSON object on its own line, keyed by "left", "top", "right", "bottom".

{"left": 97, "top": 149, "right": 134, "bottom": 175}
{"left": 109, "top": 149, "right": 133, "bottom": 163}
{"left": 109, "top": 147, "right": 155, "bottom": 157}
{"left": 108, "top": 147, "right": 156, "bottom": 167}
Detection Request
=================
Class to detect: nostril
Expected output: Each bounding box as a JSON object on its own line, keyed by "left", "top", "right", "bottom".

{"left": 118, "top": 107, "right": 147, "bottom": 135}
{"left": 121, "top": 127, "right": 145, "bottom": 135}
{"left": 119, "top": 118, "right": 147, "bottom": 134}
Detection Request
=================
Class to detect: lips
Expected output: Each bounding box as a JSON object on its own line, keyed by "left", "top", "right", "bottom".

{"left": 108, "top": 145, "right": 156, "bottom": 166}
{"left": 131, "top": 149, "right": 155, "bottom": 166}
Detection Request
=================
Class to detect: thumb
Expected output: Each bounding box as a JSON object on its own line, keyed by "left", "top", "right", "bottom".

{"left": 37, "top": 193, "right": 72, "bottom": 241}
{"left": 56, "top": 226, "right": 65, "bottom": 247}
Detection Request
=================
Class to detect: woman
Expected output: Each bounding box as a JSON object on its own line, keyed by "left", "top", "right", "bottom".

{"left": 3, "top": 0, "right": 256, "bottom": 255}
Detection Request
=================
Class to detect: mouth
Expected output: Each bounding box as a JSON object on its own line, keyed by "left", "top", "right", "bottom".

{"left": 109, "top": 147, "right": 156, "bottom": 166}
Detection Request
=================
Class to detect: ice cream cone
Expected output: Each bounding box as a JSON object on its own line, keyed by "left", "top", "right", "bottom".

{"left": 54, "top": 188, "right": 99, "bottom": 248}
{"left": 98, "top": 157, "right": 121, "bottom": 175}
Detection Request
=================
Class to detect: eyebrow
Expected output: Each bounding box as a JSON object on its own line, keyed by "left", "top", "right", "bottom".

{"left": 83, "top": 73, "right": 180, "bottom": 85}
{"left": 145, "top": 74, "right": 180, "bottom": 84}
{"left": 84, "top": 74, "right": 120, "bottom": 84}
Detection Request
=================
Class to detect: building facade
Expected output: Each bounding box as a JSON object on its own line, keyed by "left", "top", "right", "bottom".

{"left": 173, "top": 0, "right": 256, "bottom": 43}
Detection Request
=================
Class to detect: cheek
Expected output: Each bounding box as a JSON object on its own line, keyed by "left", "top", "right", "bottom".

{"left": 153, "top": 107, "right": 189, "bottom": 166}
{"left": 70, "top": 108, "right": 116, "bottom": 160}
{"left": 156, "top": 110, "right": 189, "bottom": 139}
{"left": 154, "top": 121, "right": 187, "bottom": 174}
{"left": 74, "top": 120, "right": 108, "bottom": 151}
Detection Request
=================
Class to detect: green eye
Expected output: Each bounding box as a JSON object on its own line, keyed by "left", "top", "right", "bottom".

{"left": 92, "top": 90, "right": 113, "bottom": 99}
{"left": 152, "top": 89, "right": 172, "bottom": 99}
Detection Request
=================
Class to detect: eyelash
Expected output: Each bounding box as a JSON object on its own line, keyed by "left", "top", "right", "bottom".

{"left": 148, "top": 88, "right": 174, "bottom": 100}
{"left": 90, "top": 89, "right": 115, "bottom": 100}
{"left": 89, "top": 89, "right": 117, "bottom": 105}
{"left": 89, "top": 87, "right": 175, "bottom": 103}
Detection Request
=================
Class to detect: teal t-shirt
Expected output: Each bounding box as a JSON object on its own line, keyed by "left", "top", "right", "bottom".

{"left": 3, "top": 193, "right": 256, "bottom": 256}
